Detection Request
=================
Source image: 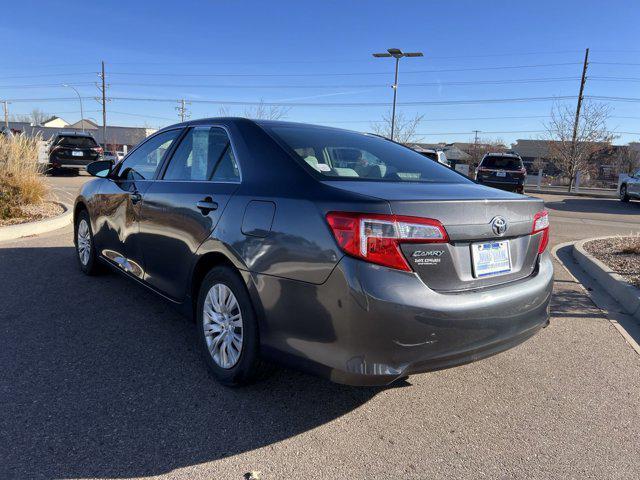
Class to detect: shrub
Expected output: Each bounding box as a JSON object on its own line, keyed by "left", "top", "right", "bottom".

{"left": 0, "top": 134, "right": 46, "bottom": 220}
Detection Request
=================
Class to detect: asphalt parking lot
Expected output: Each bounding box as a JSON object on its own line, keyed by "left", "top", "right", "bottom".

{"left": 1, "top": 176, "right": 639, "bottom": 479}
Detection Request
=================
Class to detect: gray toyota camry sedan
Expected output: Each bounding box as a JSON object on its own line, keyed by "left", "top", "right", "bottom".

{"left": 74, "top": 118, "right": 553, "bottom": 386}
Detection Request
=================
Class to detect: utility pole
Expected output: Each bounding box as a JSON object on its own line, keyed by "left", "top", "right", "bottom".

{"left": 372, "top": 48, "right": 423, "bottom": 141}
{"left": 101, "top": 61, "right": 107, "bottom": 148}
{"left": 1, "top": 100, "right": 9, "bottom": 128}
{"left": 176, "top": 99, "right": 191, "bottom": 122}
{"left": 570, "top": 48, "right": 589, "bottom": 191}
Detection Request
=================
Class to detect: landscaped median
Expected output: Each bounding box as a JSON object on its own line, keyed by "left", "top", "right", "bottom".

{"left": 573, "top": 235, "right": 640, "bottom": 321}
{"left": 0, "top": 134, "right": 72, "bottom": 242}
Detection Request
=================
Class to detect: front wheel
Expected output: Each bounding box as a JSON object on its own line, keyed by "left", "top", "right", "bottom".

{"left": 196, "top": 266, "right": 266, "bottom": 386}
{"left": 75, "top": 210, "right": 102, "bottom": 275}
{"left": 620, "top": 184, "right": 630, "bottom": 202}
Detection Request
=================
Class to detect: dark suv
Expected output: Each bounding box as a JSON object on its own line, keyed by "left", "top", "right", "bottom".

{"left": 475, "top": 153, "right": 526, "bottom": 193}
{"left": 49, "top": 132, "right": 103, "bottom": 173}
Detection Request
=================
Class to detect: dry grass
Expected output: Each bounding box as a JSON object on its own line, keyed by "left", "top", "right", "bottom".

{"left": 0, "top": 134, "right": 47, "bottom": 220}
{"left": 621, "top": 243, "right": 640, "bottom": 255}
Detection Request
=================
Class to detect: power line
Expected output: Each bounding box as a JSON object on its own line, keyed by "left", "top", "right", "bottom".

{"left": 109, "top": 110, "right": 176, "bottom": 121}
{"left": 591, "top": 61, "right": 640, "bottom": 66}
{"left": 104, "top": 50, "right": 584, "bottom": 65}
{"left": 0, "top": 72, "right": 97, "bottom": 80}
{"left": 0, "top": 95, "right": 580, "bottom": 106}
{"left": 105, "top": 62, "right": 583, "bottom": 78}
{"left": 90, "top": 77, "right": 581, "bottom": 89}
{"left": 0, "top": 82, "right": 96, "bottom": 89}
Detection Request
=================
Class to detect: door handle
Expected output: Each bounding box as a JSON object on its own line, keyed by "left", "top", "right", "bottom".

{"left": 130, "top": 192, "right": 142, "bottom": 204}
{"left": 196, "top": 197, "right": 218, "bottom": 215}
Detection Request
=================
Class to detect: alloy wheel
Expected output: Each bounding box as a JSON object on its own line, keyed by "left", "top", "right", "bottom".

{"left": 77, "top": 219, "right": 91, "bottom": 266}
{"left": 203, "top": 283, "right": 243, "bottom": 369}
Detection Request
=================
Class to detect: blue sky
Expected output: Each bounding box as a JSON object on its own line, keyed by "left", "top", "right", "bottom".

{"left": 2, "top": 0, "right": 639, "bottom": 145}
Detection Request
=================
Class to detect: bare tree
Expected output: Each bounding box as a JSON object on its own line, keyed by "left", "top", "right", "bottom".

{"left": 9, "top": 109, "right": 50, "bottom": 125}
{"left": 466, "top": 137, "right": 508, "bottom": 165}
{"left": 371, "top": 110, "right": 424, "bottom": 144}
{"left": 217, "top": 101, "right": 290, "bottom": 120}
{"left": 29, "top": 109, "right": 49, "bottom": 125}
{"left": 544, "top": 101, "right": 614, "bottom": 191}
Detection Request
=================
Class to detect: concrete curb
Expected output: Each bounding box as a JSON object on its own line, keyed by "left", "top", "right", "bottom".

{"left": 552, "top": 241, "right": 640, "bottom": 356}
{"left": 0, "top": 202, "right": 72, "bottom": 242}
{"left": 572, "top": 236, "right": 640, "bottom": 321}
{"left": 527, "top": 188, "right": 617, "bottom": 199}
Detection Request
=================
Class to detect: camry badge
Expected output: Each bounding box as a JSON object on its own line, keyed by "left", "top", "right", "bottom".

{"left": 491, "top": 216, "right": 508, "bottom": 236}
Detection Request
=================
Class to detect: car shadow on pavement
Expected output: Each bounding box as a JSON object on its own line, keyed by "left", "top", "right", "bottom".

{"left": 0, "top": 246, "right": 380, "bottom": 479}
{"left": 550, "top": 287, "right": 605, "bottom": 320}
{"left": 545, "top": 198, "right": 640, "bottom": 216}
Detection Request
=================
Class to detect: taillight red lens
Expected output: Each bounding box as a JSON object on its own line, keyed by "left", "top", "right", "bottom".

{"left": 326, "top": 212, "right": 449, "bottom": 271}
{"left": 532, "top": 210, "right": 550, "bottom": 254}
{"left": 92, "top": 147, "right": 104, "bottom": 154}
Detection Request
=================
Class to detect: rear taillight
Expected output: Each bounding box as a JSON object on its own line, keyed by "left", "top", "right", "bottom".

{"left": 92, "top": 147, "right": 104, "bottom": 154}
{"left": 532, "top": 210, "right": 550, "bottom": 254}
{"left": 326, "top": 212, "right": 449, "bottom": 271}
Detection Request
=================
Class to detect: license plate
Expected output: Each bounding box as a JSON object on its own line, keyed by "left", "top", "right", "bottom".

{"left": 72, "top": 151, "right": 83, "bottom": 157}
{"left": 471, "top": 240, "right": 511, "bottom": 278}
{"left": 496, "top": 171, "right": 506, "bottom": 177}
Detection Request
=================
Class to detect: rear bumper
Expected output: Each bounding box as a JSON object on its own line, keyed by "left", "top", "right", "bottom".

{"left": 50, "top": 156, "right": 98, "bottom": 168}
{"left": 478, "top": 179, "right": 525, "bottom": 191}
{"left": 255, "top": 251, "right": 553, "bottom": 386}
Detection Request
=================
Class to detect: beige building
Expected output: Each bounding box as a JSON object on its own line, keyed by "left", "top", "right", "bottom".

{"left": 41, "top": 116, "right": 69, "bottom": 128}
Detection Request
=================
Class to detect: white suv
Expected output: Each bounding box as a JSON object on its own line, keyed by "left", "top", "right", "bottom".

{"left": 620, "top": 169, "right": 640, "bottom": 202}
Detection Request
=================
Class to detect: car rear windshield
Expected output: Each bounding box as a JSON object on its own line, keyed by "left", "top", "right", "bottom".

{"left": 55, "top": 136, "right": 98, "bottom": 148}
{"left": 480, "top": 156, "right": 523, "bottom": 170}
{"left": 264, "top": 125, "right": 470, "bottom": 183}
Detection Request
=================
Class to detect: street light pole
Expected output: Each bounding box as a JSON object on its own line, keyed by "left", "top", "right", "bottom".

{"left": 391, "top": 56, "right": 400, "bottom": 140}
{"left": 62, "top": 84, "right": 84, "bottom": 132}
{"left": 372, "top": 48, "right": 423, "bottom": 141}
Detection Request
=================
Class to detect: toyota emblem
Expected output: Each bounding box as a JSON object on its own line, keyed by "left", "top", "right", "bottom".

{"left": 491, "top": 216, "right": 508, "bottom": 236}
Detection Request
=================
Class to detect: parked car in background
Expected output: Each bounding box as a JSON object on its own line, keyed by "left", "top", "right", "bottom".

{"left": 619, "top": 168, "right": 640, "bottom": 202}
{"left": 74, "top": 118, "right": 553, "bottom": 387}
{"left": 102, "top": 150, "right": 119, "bottom": 162}
{"left": 0, "top": 127, "right": 15, "bottom": 138}
{"left": 475, "top": 152, "right": 526, "bottom": 193}
{"left": 419, "top": 148, "right": 450, "bottom": 167}
{"left": 48, "top": 132, "right": 103, "bottom": 173}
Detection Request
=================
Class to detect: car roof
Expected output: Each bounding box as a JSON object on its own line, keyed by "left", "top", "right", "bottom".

{"left": 55, "top": 131, "right": 96, "bottom": 138}
{"left": 158, "top": 117, "right": 366, "bottom": 136}
{"left": 482, "top": 152, "right": 522, "bottom": 159}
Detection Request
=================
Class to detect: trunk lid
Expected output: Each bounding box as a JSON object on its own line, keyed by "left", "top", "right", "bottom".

{"left": 323, "top": 181, "right": 545, "bottom": 292}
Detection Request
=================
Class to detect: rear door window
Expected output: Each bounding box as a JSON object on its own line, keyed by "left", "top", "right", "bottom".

{"left": 264, "top": 124, "right": 469, "bottom": 184}
{"left": 56, "top": 136, "right": 98, "bottom": 148}
{"left": 162, "top": 127, "right": 238, "bottom": 181}
{"left": 480, "top": 156, "right": 523, "bottom": 170}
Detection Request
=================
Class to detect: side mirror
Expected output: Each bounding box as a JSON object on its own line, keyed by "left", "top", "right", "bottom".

{"left": 86, "top": 159, "right": 113, "bottom": 178}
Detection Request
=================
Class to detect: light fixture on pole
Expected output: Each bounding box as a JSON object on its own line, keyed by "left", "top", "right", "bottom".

{"left": 62, "top": 84, "right": 85, "bottom": 132}
{"left": 372, "top": 48, "right": 423, "bottom": 141}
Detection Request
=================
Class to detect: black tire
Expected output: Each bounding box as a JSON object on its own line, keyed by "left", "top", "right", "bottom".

{"left": 620, "top": 184, "right": 630, "bottom": 202}
{"left": 75, "top": 210, "right": 102, "bottom": 275}
{"left": 196, "top": 266, "right": 266, "bottom": 386}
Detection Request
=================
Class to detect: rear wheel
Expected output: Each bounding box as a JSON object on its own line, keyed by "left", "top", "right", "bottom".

{"left": 196, "top": 266, "right": 265, "bottom": 386}
{"left": 620, "top": 184, "right": 630, "bottom": 202}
